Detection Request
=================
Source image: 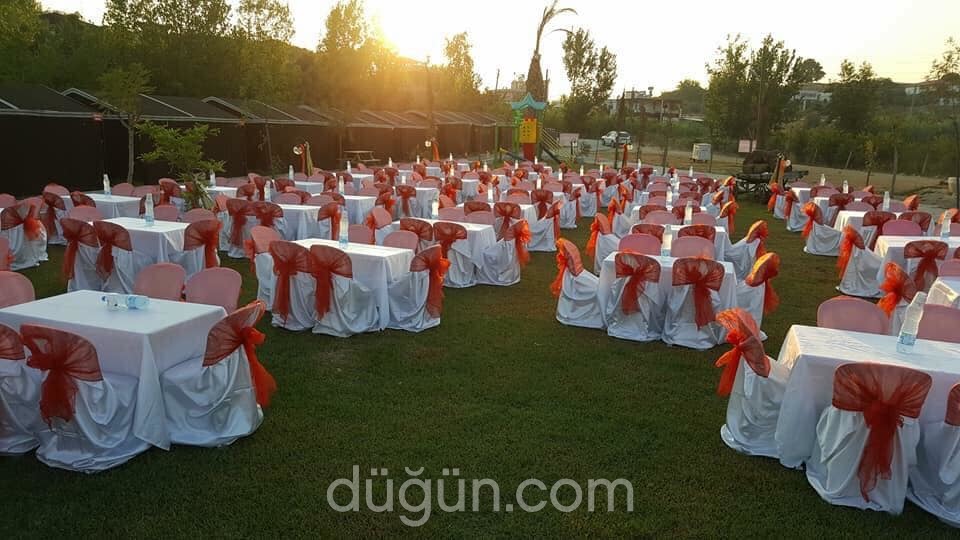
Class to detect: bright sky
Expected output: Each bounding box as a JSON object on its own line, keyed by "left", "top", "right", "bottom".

{"left": 42, "top": 0, "right": 960, "bottom": 99}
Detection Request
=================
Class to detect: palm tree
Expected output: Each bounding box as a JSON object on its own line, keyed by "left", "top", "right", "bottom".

{"left": 525, "top": 1, "right": 576, "bottom": 102}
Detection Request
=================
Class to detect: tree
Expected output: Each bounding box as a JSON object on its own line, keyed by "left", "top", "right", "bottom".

{"left": 560, "top": 28, "right": 616, "bottom": 131}
{"left": 98, "top": 63, "right": 155, "bottom": 182}
{"left": 441, "top": 32, "right": 482, "bottom": 109}
{"left": 138, "top": 122, "right": 224, "bottom": 209}
{"left": 661, "top": 79, "right": 706, "bottom": 115}
{"left": 526, "top": 1, "right": 575, "bottom": 101}
{"left": 929, "top": 37, "right": 960, "bottom": 209}
{"left": 236, "top": 0, "right": 293, "bottom": 42}
{"left": 317, "top": 0, "right": 366, "bottom": 53}
{"left": 828, "top": 60, "right": 880, "bottom": 134}
{"left": 795, "top": 58, "right": 825, "bottom": 83}
{"left": 705, "top": 35, "right": 752, "bottom": 147}
{"left": 0, "top": 0, "right": 43, "bottom": 80}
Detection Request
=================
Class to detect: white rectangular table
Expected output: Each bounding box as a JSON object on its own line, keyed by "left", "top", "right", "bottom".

{"left": 774, "top": 325, "right": 960, "bottom": 468}
{"left": 791, "top": 187, "right": 812, "bottom": 204}
{"left": 343, "top": 195, "right": 376, "bottom": 225}
{"left": 64, "top": 193, "right": 141, "bottom": 218}
{"left": 414, "top": 187, "right": 439, "bottom": 218}
{"left": 293, "top": 238, "right": 413, "bottom": 329}
{"left": 596, "top": 253, "right": 737, "bottom": 319}
{"left": 105, "top": 217, "right": 190, "bottom": 263}
{"left": 0, "top": 290, "right": 225, "bottom": 450}
{"left": 629, "top": 205, "right": 709, "bottom": 223}
{"left": 928, "top": 277, "right": 960, "bottom": 309}
{"left": 278, "top": 204, "right": 321, "bottom": 240}
{"left": 660, "top": 224, "right": 729, "bottom": 261}
{"left": 382, "top": 219, "right": 496, "bottom": 275}
{"left": 874, "top": 235, "right": 960, "bottom": 282}
{"left": 294, "top": 180, "right": 326, "bottom": 195}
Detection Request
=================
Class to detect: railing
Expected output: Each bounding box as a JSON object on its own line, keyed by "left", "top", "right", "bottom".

{"left": 540, "top": 127, "right": 565, "bottom": 161}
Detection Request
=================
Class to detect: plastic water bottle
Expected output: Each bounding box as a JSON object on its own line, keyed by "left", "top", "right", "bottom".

{"left": 666, "top": 190, "right": 674, "bottom": 207}
{"left": 288, "top": 165, "right": 294, "bottom": 180}
{"left": 431, "top": 199, "right": 440, "bottom": 220}
{"left": 820, "top": 174, "right": 826, "bottom": 186}
{"left": 684, "top": 200, "right": 693, "bottom": 225}
{"left": 264, "top": 181, "right": 272, "bottom": 202}
{"left": 882, "top": 191, "right": 891, "bottom": 211}
{"left": 103, "top": 174, "right": 111, "bottom": 197}
{"left": 338, "top": 211, "right": 349, "bottom": 249}
{"left": 897, "top": 292, "right": 927, "bottom": 353}
{"left": 942, "top": 220, "right": 951, "bottom": 240}
{"left": 842, "top": 180, "right": 849, "bottom": 194}
{"left": 209, "top": 170, "right": 216, "bottom": 187}
{"left": 338, "top": 176, "right": 345, "bottom": 194}
{"left": 101, "top": 294, "right": 150, "bottom": 310}
{"left": 144, "top": 193, "right": 155, "bottom": 226}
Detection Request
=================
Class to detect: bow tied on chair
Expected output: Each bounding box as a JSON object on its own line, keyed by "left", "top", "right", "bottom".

{"left": 60, "top": 218, "right": 99, "bottom": 281}
{"left": 22, "top": 324, "right": 102, "bottom": 426}
{"left": 410, "top": 245, "right": 450, "bottom": 318}
{"left": 226, "top": 199, "right": 252, "bottom": 250}
{"left": 903, "top": 240, "right": 948, "bottom": 292}
{"left": 268, "top": 241, "right": 311, "bottom": 323}
{"left": 614, "top": 252, "right": 661, "bottom": 315}
{"left": 504, "top": 219, "right": 532, "bottom": 268}
{"left": 551, "top": 238, "right": 584, "bottom": 297}
{"left": 317, "top": 203, "right": 342, "bottom": 241}
{"left": 714, "top": 308, "right": 769, "bottom": 396}
{"left": 783, "top": 190, "right": 799, "bottom": 220}
{"left": 183, "top": 219, "right": 223, "bottom": 269}
{"left": 93, "top": 221, "right": 132, "bottom": 279}
{"left": 396, "top": 185, "right": 417, "bottom": 217}
{"left": 745, "top": 220, "right": 769, "bottom": 258}
{"left": 877, "top": 262, "right": 916, "bottom": 316}
{"left": 309, "top": 244, "right": 353, "bottom": 319}
{"left": 802, "top": 202, "right": 823, "bottom": 239}
{"left": 203, "top": 301, "right": 276, "bottom": 406}
{"left": 493, "top": 202, "right": 521, "bottom": 241}
{"left": 837, "top": 225, "right": 866, "bottom": 278}
{"left": 673, "top": 257, "right": 725, "bottom": 328}
{"left": 719, "top": 201, "right": 739, "bottom": 234}
{"left": 767, "top": 182, "right": 782, "bottom": 212}
{"left": 745, "top": 252, "right": 781, "bottom": 314}
{"left": 432, "top": 221, "right": 467, "bottom": 259}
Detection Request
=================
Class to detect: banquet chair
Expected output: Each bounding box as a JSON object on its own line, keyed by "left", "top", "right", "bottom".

{"left": 438, "top": 207, "right": 465, "bottom": 222}
{"left": 463, "top": 201, "right": 491, "bottom": 215}
{"left": 60, "top": 218, "right": 101, "bottom": 292}
{"left": 940, "top": 259, "right": 960, "bottom": 277}
{"left": 383, "top": 230, "right": 419, "bottom": 251}
{"left": 111, "top": 183, "right": 135, "bottom": 197}
{"left": 587, "top": 212, "right": 620, "bottom": 274}
{"left": 1, "top": 202, "right": 46, "bottom": 270}
{"left": 817, "top": 296, "right": 889, "bottom": 335}
{"left": 253, "top": 201, "right": 285, "bottom": 239}
{"left": 396, "top": 185, "right": 420, "bottom": 218}
{"left": 268, "top": 241, "right": 315, "bottom": 331}
{"left": 0, "top": 271, "right": 35, "bottom": 308}
{"left": 67, "top": 205, "right": 103, "bottom": 222}
{"left": 604, "top": 251, "right": 663, "bottom": 340}
{"left": 0, "top": 194, "right": 16, "bottom": 208}
{"left": 662, "top": 257, "right": 726, "bottom": 350}
{"left": 618, "top": 233, "right": 660, "bottom": 256}
{"left": 784, "top": 191, "right": 805, "bottom": 232}
{"left": 93, "top": 220, "right": 151, "bottom": 294}
{"left": 692, "top": 213, "right": 717, "bottom": 226}
{"left": 671, "top": 236, "right": 715, "bottom": 259}
{"left": 838, "top": 226, "right": 884, "bottom": 298}
{"left": 43, "top": 183, "right": 69, "bottom": 196}
{"left": 246, "top": 226, "right": 282, "bottom": 310}
{"left": 41, "top": 191, "right": 67, "bottom": 245}
{"left": 24, "top": 324, "right": 149, "bottom": 472}
{"left": 863, "top": 210, "right": 897, "bottom": 250}
{"left": 399, "top": 218, "right": 434, "bottom": 253}
{"left": 477, "top": 219, "right": 528, "bottom": 287}
{"left": 551, "top": 238, "right": 604, "bottom": 329}
{"left": 177, "top": 218, "right": 222, "bottom": 279}
{"left": 133, "top": 263, "right": 186, "bottom": 301}
{"left": 883, "top": 219, "right": 923, "bottom": 237}
{"left": 309, "top": 244, "right": 378, "bottom": 337}
{"left": 802, "top": 202, "right": 841, "bottom": 256}
{"left": 306, "top": 195, "right": 334, "bottom": 207}
{"left": 69, "top": 192, "right": 96, "bottom": 208}
{"left": 387, "top": 245, "right": 449, "bottom": 332}
{"left": 433, "top": 222, "right": 472, "bottom": 287}
{"left": 887, "top": 201, "right": 908, "bottom": 213}
{"left": 527, "top": 199, "right": 561, "bottom": 252}
{"left": 274, "top": 192, "right": 301, "bottom": 205}
{"left": 313, "top": 202, "right": 342, "bottom": 241}
{"left": 644, "top": 210, "right": 679, "bottom": 226}
{"left": 908, "top": 383, "right": 960, "bottom": 526}
{"left": 904, "top": 240, "right": 948, "bottom": 292}
{"left": 366, "top": 207, "right": 394, "bottom": 245}
{"left": 225, "top": 198, "right": 255, "bottom": 258}
{"left": 844, "top": 200, "right": 875, "bottom": 212}
{"left": 185, "top": 267, "right": 242, "bottom": 313}
{"left": 153, "top": 204, "right": 179, "bottom": 222}
{"left": 899, "top": 211, "right": 933, "bottom": 235}
{"left": 736, "top": 252, "right": 780, "bottom": 338}
{"left": 678, "top": 224, "right": 717, "bottom": 243}
{"left": 559, "top": 188, "right": 580, "bottom": 229}
{"left": 0, "top": 237, "right": 10, "bottom": 271}
{"left": 715, "top": 308, "right": 789, "bottom": 458}
{"left": 0, "top": 323, "right": 41, "bottom": 454}
{"left": 493, "top": 201, "right": 522, "bottom": 240}
{"left": 159, "top": 301, "right": 272, "bottom": 447}
{"left": 917, "top": 304, "right": 960, "bottom": 343}
{"left": 181, "top": 208, "right": 216, "bottom": 223}
{"left": 805, "top": 363, "right": 932, "bottom": 514}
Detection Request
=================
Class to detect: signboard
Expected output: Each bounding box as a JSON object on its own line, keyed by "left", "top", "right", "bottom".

{"left": 738, "top": 139, "right": 757, "bottom": 153}
{"left": 519, "top": 118, "right": 538, "bottom": 144}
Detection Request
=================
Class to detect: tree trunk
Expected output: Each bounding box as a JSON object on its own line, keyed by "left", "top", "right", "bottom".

{"left": 891, "top": 144, "right": 899, "bottom": 195}
{"left": 843, "top": 150, "right": 853, "bottom": 171}
{"left": 127, "top": 126, "right": 135, "bottom": 183}
{"left": 921, "top": 152, "right": 929, "bottom": 176}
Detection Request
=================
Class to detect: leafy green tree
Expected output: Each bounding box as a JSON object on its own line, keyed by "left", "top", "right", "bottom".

{"left": 929, "top": 37, "right": 960, "bottom": 208}
{"left": 0, "top": 0, "right": 43, "bottom": 80}
{"left": 236, "top": 0, "right": 293, "bottom": 42}
{"left": 560, "top": 28, "right": 616, "bottom": 131}
{"left": 828, "top": 60, "right": 880, "bottom": 134}
{"left": 705, "top": 35, "right": 752, "bottom": 147}
{"left": 98, "top": 63, "right": 155, "bottom": 182}
{"left": 661, "top": 79, "right": 706, "bottom": 115}
{"left": 526, "top": 0, "right": 575, "bottom": 101}
{"left": 441, "top": 33, "right": 482, "bottom": 109}
{"left": 138, "top": 122, "right": 224, "bottom": 209}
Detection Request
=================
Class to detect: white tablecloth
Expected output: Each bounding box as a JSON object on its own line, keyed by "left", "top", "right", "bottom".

{"left": 927, "top": 277, "right": 960, "bottom": 308}
{"left": 276, "top": 204, "right": 322, "bottom": 240}
{"left": 208, "top": 186, "right": 240, "bottom": 198}
{"left": 791, "top": 187, "right": 812, "bottom": 204}
{"left": 294, "top": 180, "right": 326, "bottom": 195}
{"left": 415, "top": 187, "right": 439, "bottom": 218}
{"left": 351, "top": 173, "right": 374, "bottom": 188}
{"left": 874, "top": 235, "right": 960, "bottom": 282}
{"left": 344, "top": 195, "right": 376, "bottom": 224}
{"left": 64, "top": 194, "right": 141, "bottom": 218}
{"left": 461, "top": 179, "right": 479, "bottom": 199}
{"left": 292, "top": 238, "right": 413, "bottom": 330}
{"left": 105, "top": 217, "right": 189, "bottom": 263}
{"left": 0, "top": 290, "right": 225, "bottom": 450}
{"left": 382, "top": 219, "right": 497, "bottom": 271}
{"left": 660, "top": 225, "right": 729, "bottom": 261}
{"left": 596, "top": 253, "right": 737, "bottom": 316}
{"left": 774, "top": 324, "right": 960, "bottom": 468}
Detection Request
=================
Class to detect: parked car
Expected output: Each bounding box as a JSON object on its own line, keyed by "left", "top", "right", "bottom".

{"left": 600, "top": 131, "right": 631, "bottom": 146}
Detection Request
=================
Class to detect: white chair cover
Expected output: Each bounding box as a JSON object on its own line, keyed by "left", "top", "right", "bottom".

{"left": 557, "top": 269, "right": 605, "bottom": 329}
{"left": 908, "top": 422, "right": 960, "bottom": 527}
{"left": 271, "top": 272, "right": 317, "bottom": 332}
{"left": 839, "top": 244, "right": 883, "bottom": 298}
{"left": 159, "top": 347, "right": 263, "bottom": 447}
{"left": 662, "top": 285, "right": 722, "bottom": 350}
{"left": 600, "top": 185, "right": 618, "bottom": 207}
{"left": 476, "top": 239, "right": 520, "bottom": 286}
{"left": 804, "top": 407, "right": 920, "bottom": 514}
{"left": 804, "top": 222, "right": 842, "bottom": 256}
{"left": 592, "top": 233, "right": 620, "bottom": 275}
{"left": 387, "top": 269, "right": 439, "bottom": 332}
{"left": 44, "top": 206, "right": 67, "bottom": 245}
{"left": 611, "top": 212, "right": 633, "bottom": 238}
{"left": 101, "top": 247, "right": 153, "bottom": 295}
{"left": 773, "top": 194, "right": 786, "bottom": 219}
{"left": 254, "top": 252, "right": 275, "bottom": 308}
{"left": 0, "top": 360, "right": 41, "bottom": 454}
{"left": 579, "top": 191, "right": 597, "bottom": 218}
{"left": 35, "top": 375, "right": 150, "bottom": 473}
{"left": 2, "top": 225, "right": 45, "bottom": 270}
{"left": 66, "top": 244, "right": 102, "bottom": 293}
{"left": 735, "top": 280, "right": 769, "bottom": 341}
{"left": 313, "top": 274, "right": 379, "bottom": 337}
{"left": 720, "top": 358, "right": 789, "bottom": 458}
{"left": 723, "top": 238, "right": 761, "bottom": 281}
{"left": 559, "top": 195, "right": 578, "bottom": 229}
{"left": 786, "top": 202, "right": 806, "bottom": 232}
{"left": 603, "top": 277, "right": 664, "bottom": 341}
{"left": 527, "top": 215, "right": 558, "bottom": 252}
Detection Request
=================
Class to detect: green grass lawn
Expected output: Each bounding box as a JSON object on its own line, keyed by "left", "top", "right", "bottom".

{"left": 1, "top": 201, "right": 956, "bottom": 537}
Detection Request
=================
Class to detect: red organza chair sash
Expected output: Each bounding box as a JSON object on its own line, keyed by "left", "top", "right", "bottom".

{"left": 1, "top": 204, "right": 42, "bottom": 241}
{"left": 638, "top": 204, "right": 667, "bottom": 220}
{"left": 227, "top": 199, "right": 252, "bottom": 248}
{"left": 60, "top": 218, "right": 99, "bottom": 280}
{"left": 253, "top": 202, "right": 283, "bottom": 229}
{"left": 904, "top": 240, "right": 948, "bottom": 291}
{"left": 767, "top": 182, "right": 782, "bottom": 212}
{"left": 672, "top": 258, "right": 725, "bottom": 328}
{"left": 878, "top": 262, "right": 916, "bottom": 317}
{"left": 903, "top": 194, "right": 920, "bottom": 211}
{"left": 399, "top": 218, "right": 434, "bottom": 243}
{"left": 586, "top": 214, "right": 610, "bottom": 256}
{"left": 410, "top": 245, "right": 449, "bottom": 317}
{"left": 274, "top": 178, "right": 295, "bottom": 192}
{"left": 946, "top": 384, "right": 960, "bottom": 427}
{"left": 714, "top": 308, "right": 768, "bottom": 396}
{"left": 838, "top": 225, "right": 865, "bottom": 278}
{"left": 269, "top": 241, "right": 311, "bottom": 322}
{"left": 0, "top": 324, "right": 24, "bottom": 360}
{"left": 236, "top": 183, "right": 257, "bottom": 201}
{"left": 899, "top": 212, "right": 932, "bottom": 233}
{"left": 202, "top": 301, "right": 276, "bottom": 406}
{"left": 745, "top": 252, "right": 781, "bottom": 314}
{"left": 632, "top": 223, "right": 665, "bottom": 242}
{"left": 317, "top": 203, "right": 342, "bottom": 240}
{"left": 862, "top": 195, "right": 884, "bottom": 210}
{"left": 375, "top": 191, "right": 395, "bottom": 213}
{"left": 745, "top": 220, "right": 769, "bottom": 257}
{"left": 22, "top": 324, "right": 102, "bottom": 425}
{"left": 464, "top": 201, "right": 491, "bottom": 215}
{"left": 784, "top": 190, "right": 798, "bottom": 219}
{"left": 42, "top": 191, "right": 66, "bottom": 235}
{"left": 719, "top": 201, "right": 738, "bottom": 234}
{"left": 70, "top": 191, "right": 96, "bottom": 209}
{"left": 309, "top": 245, "right": 353, "bottom": 319}
{"left": 494, "top": 202, "right": 521, "bottom": 240}
{"left": 678, "top": 224, "right": 716, "bottom": 243}
{"left": 93, "top": 221, "right": 132, "bottom": 278}
{"left": 614, "top": 253, "right": 661, "bottom": 315}
{"left": 433, "top": 222, "right": 467, "bottom": 259}
{"left": 802, "top": 202, "right": 823, "bottom": 238}
{"left": 504, "top": 220, "right": 532, "bottom": 267}
{"left": 252, "top": 176, "right": 268, "bottom": 201}
{"left": 396, "top": 185, "right": 417, "bottom": 217}
{"left": 863, "top": 211, "right": 896, "bottom": 249}
{"left": 671, "top": 204, "right": 701, "bottom": 223}
{"left": 322, "top": 191, "right": 345, "bottom": 205}
{"left": 551, "top": 238, "right": 585, "bottom": 297}
{"left": 831, "top": 363, "right": 932, "bottom": 501}
{"left": 183, "top": 219, "right": 222, "bottom": 269}
{"left": 530, "top": 190, "right": 553, "bottom": 220}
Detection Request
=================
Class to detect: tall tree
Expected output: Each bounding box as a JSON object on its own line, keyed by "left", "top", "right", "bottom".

{"left": 560, "top": 28, "right": 616, "bottom": 131}
{"left": 0, "top": 0, "right": 43, "bottom": 80}
{"left": 929, "top": 37, "right": 960, "bottom": 209}
{"left": 827, "top": 60, "right": 880, "bottom": 134}
{"left": 98, "top": 63, "right": 155, "bottom": 182}
{"left": 236, "top": 0, "right": 293, "bottom": 42}
{"left": 441, "top": 32, "right": 482, "bottom": 109}
{"left": 526, "top": 1, "right": 575, "bottom": 101}
{"left": 661, "top": 79, "right": 706, "bottom": 115}
{"left": 705, "top": 35, "right": 752, "bottom": 147}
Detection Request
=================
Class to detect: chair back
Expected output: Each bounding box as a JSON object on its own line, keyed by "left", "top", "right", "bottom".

{"left": 183, "top": 219, "right": 222, "bottom": 269}
{"left": 845, "top": 201, "right": 874, "bottom": 212}
{"left": 308, "top": 244, "right": 353, "bottom": 318}
{"left": 433, "top": 221, "right": 468, "bottom": 258}
{"left": 305, "top": 195, "right": 334, "bottom": 207}
{"left": 348, "top": 224, "right": 372, "bottom": 244}
{"left": 672, "top": 257, "right": 725, "bottom": 328}
{"left": 109, "top": 183, "right": 134, "bottom": 196}
{"left": 384, "top": 230, "right": 419, "bottom": 251}
{"left": 274, "top": 193, "right": 301, "bottom": 205}
{"left": 898, "top": 211, "right": 931, "bottom": 233}
{"left": 887, "top": 201, "right": 907, "bottom": 213}
{"left": 618, "top": 233, "right": 661, "bottom": 255}
{"left": 644, "top": 210, "right": 678, "bottom": 225}
{"left": 153, "top": 204, "right": 179, "bottom": 222}
{"left": 133, "top": 263, "right": 186, "bottom": 301}
{"left": 714, "top": 308, "right": 769, "bottom": 395}
{"left": 464, "top": 201, "right": 491, "bottom": 214}
{"left": 253, "top": 201, "right": 284, "bottom": 228}
{"left": 438, "top": 208, "right": 465, "bottom": 222}
{"left": 43, "top": 183, "right": 69, "bottom": 196}
{"left": 0, "top": 271, "right": 35, "bottom": 308}
{"left": 817, "top": 296, "right": 889, "bottom": 334}
{"left": 465, "top": 210, "right": 494, "bottom": 225}
{"left": 630, "top": 223, "right": 664, "bottom": 242}
{"left": 671, "top": 236, "right": 715, "bottom": 258}
{"left": 882, "top": 220, "right": 922, "bottom": 236}
{"left": 744, "top": 252, "right": 781, "bottom": 314}
{"left": 691, "top": 213, "right": 717, "bottom": 226}
{"left": 67, "top": 205, "right": 103, "bottom": 221}
{"left": 22, "top": 324, "right": 102, "bottom": 425}
{"left": 918, "top": 305, "right": 960, "bottom": 343}
{"left": 940, "top": 259, "right": 960, "bottom": 277}
{"left": 70, "top": 192, "right": 96, "bottom": 208}
{"left": 678, "top": 224, "right": 717, "bottom": 243}
{"left": 93, "top": 220, "right": 132, "bottom": 278}
{"left": 248, "top": 225, "right": 281, "bottom": 255}
{"left": 185, "top": 267, "right": 242, "bottom": 313}
{"left": 613, "top": 252, "right": 661, "bottom": 314}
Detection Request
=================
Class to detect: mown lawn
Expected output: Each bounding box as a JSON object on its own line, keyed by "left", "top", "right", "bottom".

{"left": 0, "top": 200, "right": 955, "bottom": 537}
